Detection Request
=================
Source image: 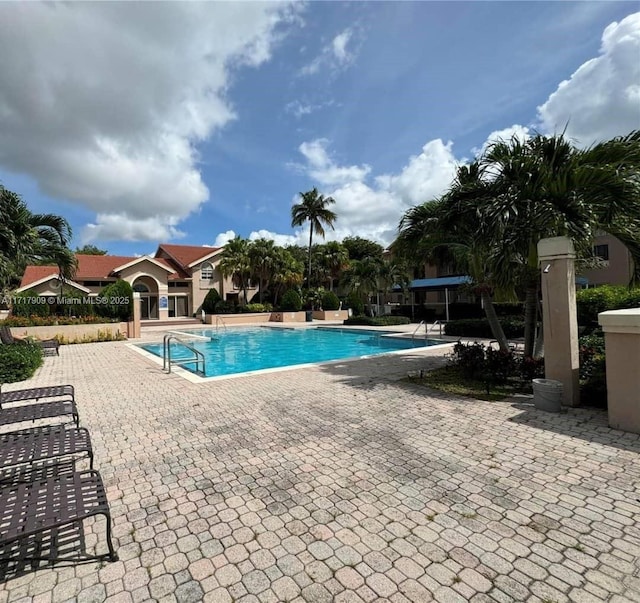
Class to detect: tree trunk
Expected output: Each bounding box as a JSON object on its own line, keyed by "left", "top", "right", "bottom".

{"left": 523, "top": 285, "right": 537, "bottom": 357}
{"left": 533, "top": 296, "right": 544, "bottom": 358}
{"left": 481, "top": 290, "right": 510, "bottom": 352}
{"left": 307, "top": 228, "right": 313, "bottom": 288}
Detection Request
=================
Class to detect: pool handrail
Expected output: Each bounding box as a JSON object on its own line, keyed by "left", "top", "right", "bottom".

{"left": 162, "top": 333, "right": 206, "bottom": 375}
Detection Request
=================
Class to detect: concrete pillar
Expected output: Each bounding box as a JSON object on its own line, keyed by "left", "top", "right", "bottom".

{"left": 129, "top": 292, "right": 141, "bottom": 339}
{"left": 598, "top": 309, "right": 640, "bottom": 434}
{"left": 538, "top": 237, "right": 580, "bottom": 406}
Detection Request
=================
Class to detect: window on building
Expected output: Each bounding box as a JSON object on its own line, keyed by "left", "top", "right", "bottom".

{"left": 133, "top": 283, "right": 149, "bottom": 293}
{"left": 201, "top": 262, "right": 213, "bottom": 280}
{"left": 593, "top": 244, "right": 609, "bottom": 261}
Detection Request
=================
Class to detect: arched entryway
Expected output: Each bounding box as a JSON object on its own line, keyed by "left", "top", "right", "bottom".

{"left": 132, "top": 277, "right": 159, "bottom": 320}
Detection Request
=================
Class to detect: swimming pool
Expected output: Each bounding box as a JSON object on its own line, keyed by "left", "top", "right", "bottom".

{"left": 140, "top": 327, "right": 446, "bottom": 378}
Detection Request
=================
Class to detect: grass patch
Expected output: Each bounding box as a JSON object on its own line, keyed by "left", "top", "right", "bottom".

{"left": 407, "top": 365, "right": 523, "bottom": 401}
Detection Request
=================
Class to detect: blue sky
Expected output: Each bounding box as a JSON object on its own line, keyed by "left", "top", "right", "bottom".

{"left": 0, "top": 1, "right": 639, "bottom": 257}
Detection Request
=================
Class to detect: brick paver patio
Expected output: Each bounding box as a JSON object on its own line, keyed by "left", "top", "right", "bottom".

{"left": 1, "top": 336, "right": 639, "bottom": 602}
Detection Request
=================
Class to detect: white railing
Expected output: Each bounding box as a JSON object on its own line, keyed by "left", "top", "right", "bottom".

{"left": 162, "top": 333, "right": 206, "bottom": 375}
{"left": 411, "top": 321, "right": 425, "bottom": 339}
{"left": 426, "top": 320, "right": 446, "bottom": 337}
{"left": 215, "top": 316, "right": 227, "bottom": 334}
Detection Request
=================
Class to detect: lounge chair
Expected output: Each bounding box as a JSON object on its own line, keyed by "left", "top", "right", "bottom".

{"left": 0, "top": 426, "right": 93, "bottom": 476}
{"left": 0, "top": 326, "right": 60, "bottom": 356}
{"left": 0, "top": 469, "right": 118, "bottom": 562}
{"left": 0, "top": 385, "right": 79, "bottom": 429}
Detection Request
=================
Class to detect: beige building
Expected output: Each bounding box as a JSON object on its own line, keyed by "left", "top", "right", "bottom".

{"left": 581, "top": 233, "right": 636, "bottom": 286}
{"left": 17, "top": 244, "right": 255, "bottom": 321}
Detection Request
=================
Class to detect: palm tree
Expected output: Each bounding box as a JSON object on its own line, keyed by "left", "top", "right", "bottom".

{"left": 291, "top": 188, "right": 337, "bottom": 287}
{"left": 271, "top": 247, "right": 304, "bottom": 306}
{"left": 316, "top": 241, "right": 349, "bottom": 291}
{"left": 219, "top": 236, "right": 251, "bottom": 304}
{"left": 396, "top": 189, "right": 511, "bottom": 352}
{"left": 477, "top": 130, "right": 640, "bottom": 356}
{"left": 341, "top": 257, "right": 382, "bottom": 316}
{"left": 378, "top": 258, "right": 412, "bottom": 307}
{"left": 248, "top": 238, "right": 277, "bottom": 303}
{"left": 0, "top": 186, "right": 76, "bottom": 290}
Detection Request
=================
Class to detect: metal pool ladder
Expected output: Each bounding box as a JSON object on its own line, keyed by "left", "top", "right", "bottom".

{"left": 162, "top": 333, "right": 206, "bottom": 376}
{"left": 412, "top": 320, "right": 446, "bottom": 339}
{"left": 215, "top": 316, "right": 228, "bottom": 335}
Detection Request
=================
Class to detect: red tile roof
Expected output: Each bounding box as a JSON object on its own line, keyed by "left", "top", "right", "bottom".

{"left": 19, "top": 254, "right": 188, "bottom": 288}
{"left": 157, "top": 244, "right": 219, "bottom": 268}
{"left": 20, "top": 265, "right": 60, "bottom": 288}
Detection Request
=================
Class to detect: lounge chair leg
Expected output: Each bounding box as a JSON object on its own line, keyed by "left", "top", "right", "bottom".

{"left": 104, "top": 512, "right": 118, "bottom": 561}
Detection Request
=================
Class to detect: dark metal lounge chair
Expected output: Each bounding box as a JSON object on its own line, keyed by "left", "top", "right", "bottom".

{"left": 0, "top": 385, "right": 78, "bottom": 429}
{"left": 0, "top": 326, "right": 60, "bottom": 356}
{"left": 0, "top": 470, "right": 118, "bottom": 562}
{"left": 0, "top": 427, "right": 93, "bottom": 475}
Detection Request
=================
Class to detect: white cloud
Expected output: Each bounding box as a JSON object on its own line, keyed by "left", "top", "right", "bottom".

{"left": 214, "top": 230, "right": 237, "bottom": 247}
{"left": 472, "top": 125, "right": 531, "bottom": 157}
{"left": 248, "top": 230, "right": 304, "bottom": 247}
{"left": 537, "top": 12, "right": 640, "bottom": 146}
{"left": 83, "top": 214, "right": 185, "bottom": 244}
{"left": 331, "top": 29, "right": 353, "bottom": 63}
{"left": 0, "top": 2, "right": 300, "bottom": 241}
{"left": 300, "top": 27, "right": 358, "bottom": 76}
{"left": 284, "top": 137, "right": 459, "bottom": 247}
{"left": 298, "top": 139, "right": 371, "bottom": 186}
{"left": 284, "top": 99, "right": 337, "bottom": 119}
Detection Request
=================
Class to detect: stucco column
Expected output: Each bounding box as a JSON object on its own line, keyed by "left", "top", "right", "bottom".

{"left": 538, "top": 237, "right": 580, "bottom": 406}
{"left": 598, "top": 309, "right": 640, "bottom": 434}
{"left": 130, "top": 292, "right": 141, "bottom": 339}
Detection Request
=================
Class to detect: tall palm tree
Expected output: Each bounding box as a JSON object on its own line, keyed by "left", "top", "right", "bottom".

{"left": 0, "top": 186, "right": 76, "bottom": 290}
{"left": 291, "top": 188, "right": 337, "bottom": 287}
{"left": 478, "top": 130, "right": 640, "bottom": 356}
{"left": 219, "top": 236, "right": 251, "bottom": 304}
{"left": 248, "top": 238, "right": 277, "bottom": 303}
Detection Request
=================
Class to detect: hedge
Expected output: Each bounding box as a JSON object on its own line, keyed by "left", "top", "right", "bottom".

{"left": 322, "top": 291, "right": 340, "bottom": 311}
{"left": 280, "top": 290, "right": 302, "bottom": 312}
{"left": 576, "top": 285, "right": 640, "bottom": 326}
{"left": 1, "top": 316, "right": 119, "bottom": 327}
{"left": 444, "top": 318, "right": 525, "bottom": 339}
{"left": 201, "top": 288, "right": 221, "bottom": 314}
{"left": 0, "top": 343, "right": 43, "bottom": 383}
{"left": 343, "top": 316, "right": 411, "bottom": 326}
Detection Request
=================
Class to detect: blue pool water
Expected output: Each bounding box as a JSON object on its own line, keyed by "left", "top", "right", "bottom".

{"left": 141, "top": 327, "right": 445, "bottom": 378}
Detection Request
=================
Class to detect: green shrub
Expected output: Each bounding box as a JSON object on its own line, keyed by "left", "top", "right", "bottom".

{"left": 214, "top": 300, "right": 237, "bottom": 314}
{"left": 321, "top": 291, "right": 340, "bottom": 311}
{"left": 519, "top": 355, "right": 545, "bottom": 381}
{"left": 242, "top": 303, "right": 273, "bottom": 313}
{"left": 450, "top": 341, "right": 486, "bottom": 379}
{"left": 578, "top": 329, "right": 607, "bottom": 407}
{"left": 344, "top": 292, "right": 364, "bottom": 316}
{"left": 96, "top": 280, "right": 133, "bottom": 321}
{"left": 0, "top": 343, "right": 43, "bottom": 383}
{"left": 576, "top": 285, "right": 640, "bottom": 326}
{"left": 1, "top": 315, "right": 117, "bottom": 327}
{"left": 280, "top": 289, "right": 302, "bottom": 312}
{"left": 444, "top": 318, "right": 525, "bottom": 339}
{"left": 10, "top": 292, "right": 51, "bottom": 317}
{"left": 201, "top": 288, "right": 221, "bottom": 314}
{"left": 343, "top": 316, "right": 411, "bottom": 326}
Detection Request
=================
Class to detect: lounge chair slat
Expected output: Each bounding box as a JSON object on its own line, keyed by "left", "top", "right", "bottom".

{"left": 0, "top": 470, "right": 117, "bottom": 561}
{"left": 0, "top": 427, "right": 93, "bottom": 471}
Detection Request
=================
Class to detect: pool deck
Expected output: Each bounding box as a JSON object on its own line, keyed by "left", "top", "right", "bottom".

{"left": 1, "top": 328, "right": 639, "bottom": 603}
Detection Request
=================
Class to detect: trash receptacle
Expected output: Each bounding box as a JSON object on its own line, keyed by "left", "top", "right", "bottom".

{"left": 532, "top": 378, "right": 563, "bottom": 412}
{"left": 305, "top": 311, "right": 313, "bottom": 322}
